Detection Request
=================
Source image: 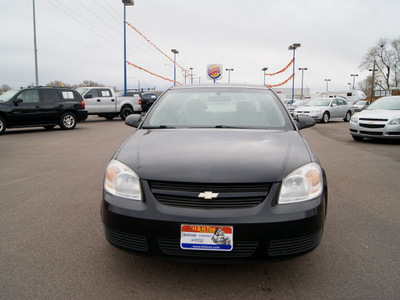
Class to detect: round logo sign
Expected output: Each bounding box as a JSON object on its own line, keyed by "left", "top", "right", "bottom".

{"left": 207, "top": 64, "right": 223, "bottom": 80}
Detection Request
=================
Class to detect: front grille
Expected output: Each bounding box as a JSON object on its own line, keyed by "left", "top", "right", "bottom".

{"left": 104, "top": 226, "right": 148, "bottom": 251}
{"left": 158, "top": 238, "right": 258, "bottom": 258}
{"left": 148, "top": 181, "right": 270, "bottom": 209}
{"left": 359, "top": 123, "right": 385, "bottom": 129}
{"left": 268, "top": 230, "right": 322, "bottom": 256}
{"left": 359, "top": 118, "right": 388, "bottom": 122}
{"left": 360, "top": 131, "right": 383, "bottom": 136}
{"left": 388, "top": 132, "right": 400, "bottom": 135}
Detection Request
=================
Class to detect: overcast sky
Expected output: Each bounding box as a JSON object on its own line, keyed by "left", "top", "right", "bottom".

{"left": 1, "top": 0, "right": 399, "bottom": 93}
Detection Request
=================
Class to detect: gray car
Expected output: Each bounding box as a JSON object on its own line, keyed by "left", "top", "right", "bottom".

{"left": 293, "top": 98, "right": 353, "bottom": 123}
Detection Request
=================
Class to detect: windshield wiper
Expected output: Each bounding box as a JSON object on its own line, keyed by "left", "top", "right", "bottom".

{"left": 215, "top": 125, "right": 245, "bottom": 128}
{"left": 142, "top": 125, "right": 176, "bottom": 129}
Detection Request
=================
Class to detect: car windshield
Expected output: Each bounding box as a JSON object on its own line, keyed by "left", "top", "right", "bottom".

{"left": 292, "top": 100, "right": 309, "bottom": 106}
{"left": 142, "top": 87, "right": 293, "bottom": 130}
{"left": 305, "top": 99, "right": 331, "bottom": 106}
{"left": 0, "top": 89, "right": 19, "bottom": 102}
{"left": 76, "top": 87, "right": 89, "bottom": 95}
{"left": 366, "top": 97, "right": 400, "bottom": 110}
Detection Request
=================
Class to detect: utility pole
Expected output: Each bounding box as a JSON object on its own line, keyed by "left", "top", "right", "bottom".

{"left": 32, "top": 0, "right": 39, "bottom": 86}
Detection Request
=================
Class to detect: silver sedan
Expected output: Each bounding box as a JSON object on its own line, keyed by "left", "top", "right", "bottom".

{"left": 293, "top": 98, "right": 353, "bottom": 123}
{"left": 349, "top": 96, "right": 400, "bottom": 141}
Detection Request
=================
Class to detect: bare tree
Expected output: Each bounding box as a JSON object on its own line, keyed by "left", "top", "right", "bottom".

{"left": 360, "top": 39, "right": 390, "bottom": 90}
{"left": 391, "top": 37, "right": 400, "bottom": 88}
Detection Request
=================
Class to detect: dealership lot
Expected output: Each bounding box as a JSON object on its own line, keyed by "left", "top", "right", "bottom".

{"left": 1, "top": 117, "right": 399, "bottom": 299}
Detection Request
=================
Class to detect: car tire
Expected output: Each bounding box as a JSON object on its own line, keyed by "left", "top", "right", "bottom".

{"left": 43, "top": 125, "right": 55, "bottom": 130}
{"left": 0, "top": 116, "right": 6, "bottom": 134}
{"left": 59, "top": 112, "right": 77, "bottom": 130}
{"left": 120, "top": 106, "right": 133, "bottom": 120}
{"left": 321, "top": 112, "right": 330, "bottom": 123}
{"left": 105, "top": 114, "right": 115, "bottom": 120}
{"left": 343, "top": 111, "right": 351, "bottom": 122}
{"left": 352, "top": 135, "right": 364, "bottom": 141}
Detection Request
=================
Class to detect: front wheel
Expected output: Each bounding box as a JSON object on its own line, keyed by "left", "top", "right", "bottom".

{"left": 0, "top": 116, "right": 6, "bottom": 134}
{"left": 120, "top": 106, "right": 133, "bottom": 120}
{"left": 59, "top": 112, "right": 77, "bottom": 130}
{"left": 321, "top": 112, "right": 330, "bottom": 123}
{"left": 344, "top": 111, "right": 351, "bottom": 122}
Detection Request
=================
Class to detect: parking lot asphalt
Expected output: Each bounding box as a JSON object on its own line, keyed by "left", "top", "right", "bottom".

{"left": 1, "top": 116, "right": 399, "bottom": 299}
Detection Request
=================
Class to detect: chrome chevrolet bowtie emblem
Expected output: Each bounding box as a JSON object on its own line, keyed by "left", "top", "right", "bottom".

{"left": 198, "top": 191, "right": 219, "bottom": 199}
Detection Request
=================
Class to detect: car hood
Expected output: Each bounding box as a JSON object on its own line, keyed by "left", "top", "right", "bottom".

{"left": 115, "top": 129, "right": 314, "bottom": 183}
{"left": 355, "top": 109, "right": 400, "bottom": 119}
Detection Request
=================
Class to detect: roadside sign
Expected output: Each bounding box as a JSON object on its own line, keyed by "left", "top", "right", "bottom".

{"left": 207, "top": 64, "right": 223, "bottom": 81}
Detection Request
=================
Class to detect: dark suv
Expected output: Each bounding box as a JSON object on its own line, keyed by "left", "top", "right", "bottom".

{"left": 0, "top": 87, "right": 88, "bottom": 134}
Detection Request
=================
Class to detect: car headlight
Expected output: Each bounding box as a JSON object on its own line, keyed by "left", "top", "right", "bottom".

{"left": 104, "top": 159, "right": 142, "bottom": 201}
{"left": 278, "top": 162, "right": 323, "bottom": 204}
{"left": 311, "top": 109, "right": 322, "bottom": 113}
{"left": 388, "top": 118, "right": 400, "bottom": 125}
{"left": 350, "top": 116, "right": 358, "bottom": 123}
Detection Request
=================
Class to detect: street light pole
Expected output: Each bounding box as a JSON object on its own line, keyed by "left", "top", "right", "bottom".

{"left": 225, "top": 68, "right": 234, "bottom": 83}
{"left": 190, "top": 68, "right": 193, "bottom": 84}
{"left": 350, "top": 74, "right": 358, "bottom": 90}
{"left": 262, "top": 67, "right": 268, "bottom": 85}
{"left": 298, "top": 67, "right": 307, "bottom": 98}
{"left": 369, "top": 62, "right": 378, "bottom": 100}
{"left": 123, "top": 0, "right": 134, "bottom": 96}
{"left": 324, "top": 79, "right": 331, "bottom": 92}
{"left": 288, "top": 43, "right": 301, "bottom": 104}
{"left": 171, "top": 49, "right": 179, "bottom": 86}
{"left": 32, "top": 0, "right": 39, "bottom": 86}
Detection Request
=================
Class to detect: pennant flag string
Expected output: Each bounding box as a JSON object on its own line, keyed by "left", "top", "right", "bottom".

{"left": 127, "top": 61, "right": 182, "bottom": 85}
{"left": 265, "top": 59, "right": 294, "bottom": 76}
{"left": 265, "top": 74, "right": 294, "bottom": 87}
{"left": 125, "top": 22, "right": 191, "bottom": 77}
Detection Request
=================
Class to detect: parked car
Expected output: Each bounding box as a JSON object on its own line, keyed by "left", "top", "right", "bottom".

{"left": 353, "top": 100, "right": 370, "bottom": 112}
{"left": 101, "top": 84, "right": 328, "bottom": 262}
{"left": 0, "top": 87, "right": 87, "bottom": 134}
{"left": 76, "top": 87, "right": 141, "bottom": 120}
{"left": 141, "top": 93, "right": 158, "bottom": 112}
{"left": 293, "top": 98, "right": 353, "bottom": 123}
{"left": 286, "top": 99, "right": 311, "bottom": 115}
{"left": 349, "top": 96, "right": 400, "bottom": 141}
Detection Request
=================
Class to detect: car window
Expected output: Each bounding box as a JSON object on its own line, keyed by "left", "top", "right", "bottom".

{"left": 85, "top": 89, "right": 99, "bottom": 98}
{"left": 17, "top": 90, "right": 40, "bottom": 103}
{"left": 144, "top": 88, "right": 292, "bottom": 130}
{"left": 99, "top": 89, "right": 112, "bottom": 97}
{"left": 40, "top": 89, "right": 60, "bottom": 102}
{"left": 332, "top": 99, "right": 339, "bottom": 106}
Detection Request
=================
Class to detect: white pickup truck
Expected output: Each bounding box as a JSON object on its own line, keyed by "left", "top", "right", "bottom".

{"left": 76, "top": 87, "right": 141, "bottom": 120}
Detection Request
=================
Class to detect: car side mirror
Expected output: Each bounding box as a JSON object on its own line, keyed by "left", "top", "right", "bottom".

{"left": 294, "top": 115, "right": 315, "bottom": 130}
{"left": 125, "top": 114, "right": 142, "bottom": 128}
{"left": 14, "top": 98, "right": 23, "bottom": 106}
{"left": 84, "top": 94, "right": 92, "bottom": 99}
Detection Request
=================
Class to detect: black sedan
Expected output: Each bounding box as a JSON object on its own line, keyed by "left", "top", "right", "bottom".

{"left": 101, "top": 84, "right": 327, "bottom": 262}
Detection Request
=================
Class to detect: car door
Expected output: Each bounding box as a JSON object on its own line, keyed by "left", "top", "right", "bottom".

{"left": 9, "top": 89, "right": 43, "bottom": 125}
{"left": 97, "top": 88, "right": 115, "bottom": 113}
{"left": 337, "top": 99, "right": 348, "bottom": 117}
{"left": 83, "top": 89, "right": 102, "bottom": 113}
{"left": 40, "top": 89, "right": 61, "bottom": 123}
{"left": 330, "top": 99, "right": 340, "bottom": 118}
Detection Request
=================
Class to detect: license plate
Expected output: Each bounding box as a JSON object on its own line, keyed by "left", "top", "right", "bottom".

{"left": 180, "top": 224, "right": 233, "bottom": 251}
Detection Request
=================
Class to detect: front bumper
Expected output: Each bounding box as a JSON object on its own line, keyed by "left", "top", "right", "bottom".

{"left": 101, "top": 180, "right": 327, "bottom": 262}
{"left": 349, "top": 121, "right": 400, "bottom": 139}
{"left": 293, "top": 112, "right": 323, "bottom": 121}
